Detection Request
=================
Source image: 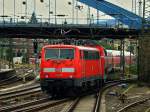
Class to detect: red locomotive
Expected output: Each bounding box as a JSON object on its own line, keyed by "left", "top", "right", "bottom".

{"left": 40, "top": 44, "right": 106, "bottom": 96}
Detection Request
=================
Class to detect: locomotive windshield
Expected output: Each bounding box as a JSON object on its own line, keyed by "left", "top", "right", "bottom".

{"left": 45, "top": 48, "right": 74, "bottom": 60}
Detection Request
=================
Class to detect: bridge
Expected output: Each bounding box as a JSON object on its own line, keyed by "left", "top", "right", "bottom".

{"left": 0, "top": 0, "right": 149, "bottom": 39}
{"left": 0, "top": 22, "right": 140, "bottom": 39}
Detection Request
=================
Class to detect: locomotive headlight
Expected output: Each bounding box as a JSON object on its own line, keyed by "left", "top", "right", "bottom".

{"left": 45, "top": 74, "right": 49, "bottom": 78}
{"left": 69, "top": 75, "right": 73, "bottom": 78}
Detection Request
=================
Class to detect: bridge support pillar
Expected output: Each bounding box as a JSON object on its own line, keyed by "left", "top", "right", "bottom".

{"left": 138, "top": 33, "right": 150, "bottom": 83}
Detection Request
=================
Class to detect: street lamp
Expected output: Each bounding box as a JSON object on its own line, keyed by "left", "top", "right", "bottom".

{"left": 96, "top": 0, "right": 99, "bottom": 24}
{"left": 22, "top": 0, "right": 27, "bottom": 23}
{"left": 14, "top": 0, "right": 16, "bottom": 23}
{"left": 132, "top": 0, "right": 134, "bottom": 12}
{"left": 55, "top": 0, "right": 57, "bottom": 24}
{"left": 34, "top": 0, "right": 36, "bottom": 12}
{"left": 88, "top": 6, "right": 91, "bottom": 24}
{"left": 49, "top": 0, "right": 51, "bottom": 24}
{"left": 68, "top": 0, "right": 75, "bottom": 24}
{"left": 135, "top": 0, "right": 137, "bottom": 14}
{"left": 75, "top": 1, "right": 79, "bottom": 24}
{"left": 3, "top": 0, "right": 5, "bottom": 23}
{"left": 40, "top": 0, "right": 50, "bottom": 24}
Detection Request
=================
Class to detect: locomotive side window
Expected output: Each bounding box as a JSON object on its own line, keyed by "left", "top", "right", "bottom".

{"left": 94, "top": 52, "right": 100, "bottom": 59}
{"left": 83, "top": 50, "right": 100, "bottom": 60}
{"left": 45, "top": 48, "right": 74, "bottom": 59}
{"left": 83, "top": 51, "right": 88, "bottom": 60}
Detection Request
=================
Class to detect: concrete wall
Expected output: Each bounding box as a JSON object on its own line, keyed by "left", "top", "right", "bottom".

{"left": 139, "top": 33, "right": 150, "bottom": 83}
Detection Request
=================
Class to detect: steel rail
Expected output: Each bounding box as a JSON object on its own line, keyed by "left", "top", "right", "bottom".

{"left": 0, "top": 98, "right": 49, "bottom": 112}
{"left": 93, "top": 78, "right": 136, "bottom": 112}
{"left": 0, "top": 84, "right": 40, "bottom": 97}
{"left": 0, "top": 77, "right": 22, "bottom": 86}
{"left": 12, "top": 98, "right": 71, "bottom": 112}
{"left": 0, "top": 88, "right": 41, "bottom": 100}
{"left": 0, "top": 75, "right": 17, "bottom": 83}
{"left": 117, "top": 97, "right": 150, "bottom": 112}
{"left": 63, "top": 97, "right": 81, "bottom": 112}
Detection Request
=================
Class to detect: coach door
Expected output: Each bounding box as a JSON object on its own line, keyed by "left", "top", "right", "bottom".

{"left": 80, "top": 51, "right": 86, "bottom": 79}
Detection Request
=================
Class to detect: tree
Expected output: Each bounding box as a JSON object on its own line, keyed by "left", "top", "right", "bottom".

{"left": 29, "top": 12, "right": 38, "bottom": 24}
{"left": 97, "top": 40, "right": 114, "bottom": 50}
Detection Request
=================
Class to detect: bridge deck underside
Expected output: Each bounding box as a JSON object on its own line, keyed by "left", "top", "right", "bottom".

{"left": 0, "top": 27, "right": 140, "bottom": 39}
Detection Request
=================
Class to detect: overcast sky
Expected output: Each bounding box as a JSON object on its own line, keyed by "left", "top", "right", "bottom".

{"left": 0, "top": 0, "right": 138, "bottom": 23}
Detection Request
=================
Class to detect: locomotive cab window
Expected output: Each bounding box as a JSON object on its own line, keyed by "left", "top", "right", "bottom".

{"left": 60, "top": 49, "right": 74, "bottom": 59}
{"left": 45, "top": 49, "right": 59, "bottom": 59}
{"left": 45, "top": 48, "right": 74, "bottom": 60}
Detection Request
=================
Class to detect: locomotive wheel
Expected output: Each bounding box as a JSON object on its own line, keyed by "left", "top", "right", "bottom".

{"left": 51, "top": 87, "right": 65, "bottom": 98}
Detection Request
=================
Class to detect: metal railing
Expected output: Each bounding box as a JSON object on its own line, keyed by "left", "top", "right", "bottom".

{"left": 0, "top": 17, "right": 129, "bottom": 28}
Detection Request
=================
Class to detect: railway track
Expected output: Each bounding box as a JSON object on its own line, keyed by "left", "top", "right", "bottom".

{"left": 0, "top": 69, "right": 34, "bottom": 89}
{"left": 30, "top": 79, "right": 134, "bottom": 112}
{"left": 117, "top": 96, "right": 150, "bottom": 112}
{"left": 0, "top": 84, "right": 40, "bottom": 97}
{"left": 62, "top": 94, "right": 100, "bottom": 112}
{"left": 0, "top": 79, "right": 135, "bottom": 112}
{"left": 60, "top": 80, "right": 128, "bottom": 112}
{"left": 0, "top": 76, "right": 21, "bottom": 87}
{"left": 0, "top": 75, "right": 17, "bottom": 83}
{"left": 0, "top": 86, "right": 41, "bottom": 101}
{"left": 0, "top": 97, "right": 71, "bottom": 112}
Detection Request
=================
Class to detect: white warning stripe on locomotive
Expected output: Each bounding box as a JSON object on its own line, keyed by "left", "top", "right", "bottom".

{"left": 44, "top": 68, "right": 55, "bottom": 72}
{"left": 62, "top": 68, "right": 75, "bottom": 72}
{"left": 44, "top": 68, "right": 75, "bottom": 72}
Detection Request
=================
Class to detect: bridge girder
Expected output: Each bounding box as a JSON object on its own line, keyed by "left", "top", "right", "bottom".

{"left": 79, "top": 0, "right": 142, "bottom": 29}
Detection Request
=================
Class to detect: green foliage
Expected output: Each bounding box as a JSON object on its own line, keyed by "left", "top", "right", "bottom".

{"left": 129, "top": 64, "right": 137, "bottom": 75}
{"left": 125, "top": 64, "right": 137, "bottom": 75}
{"left": 96, "top": 41, "right": 114, "bottom": 50}
{"left": 127, "top": 45, "right": 134, "bottom": 53}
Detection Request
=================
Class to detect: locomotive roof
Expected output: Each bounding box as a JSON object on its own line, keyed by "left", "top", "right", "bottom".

{"left": 43, "top": 45, "right": 99, "bottom": 51}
